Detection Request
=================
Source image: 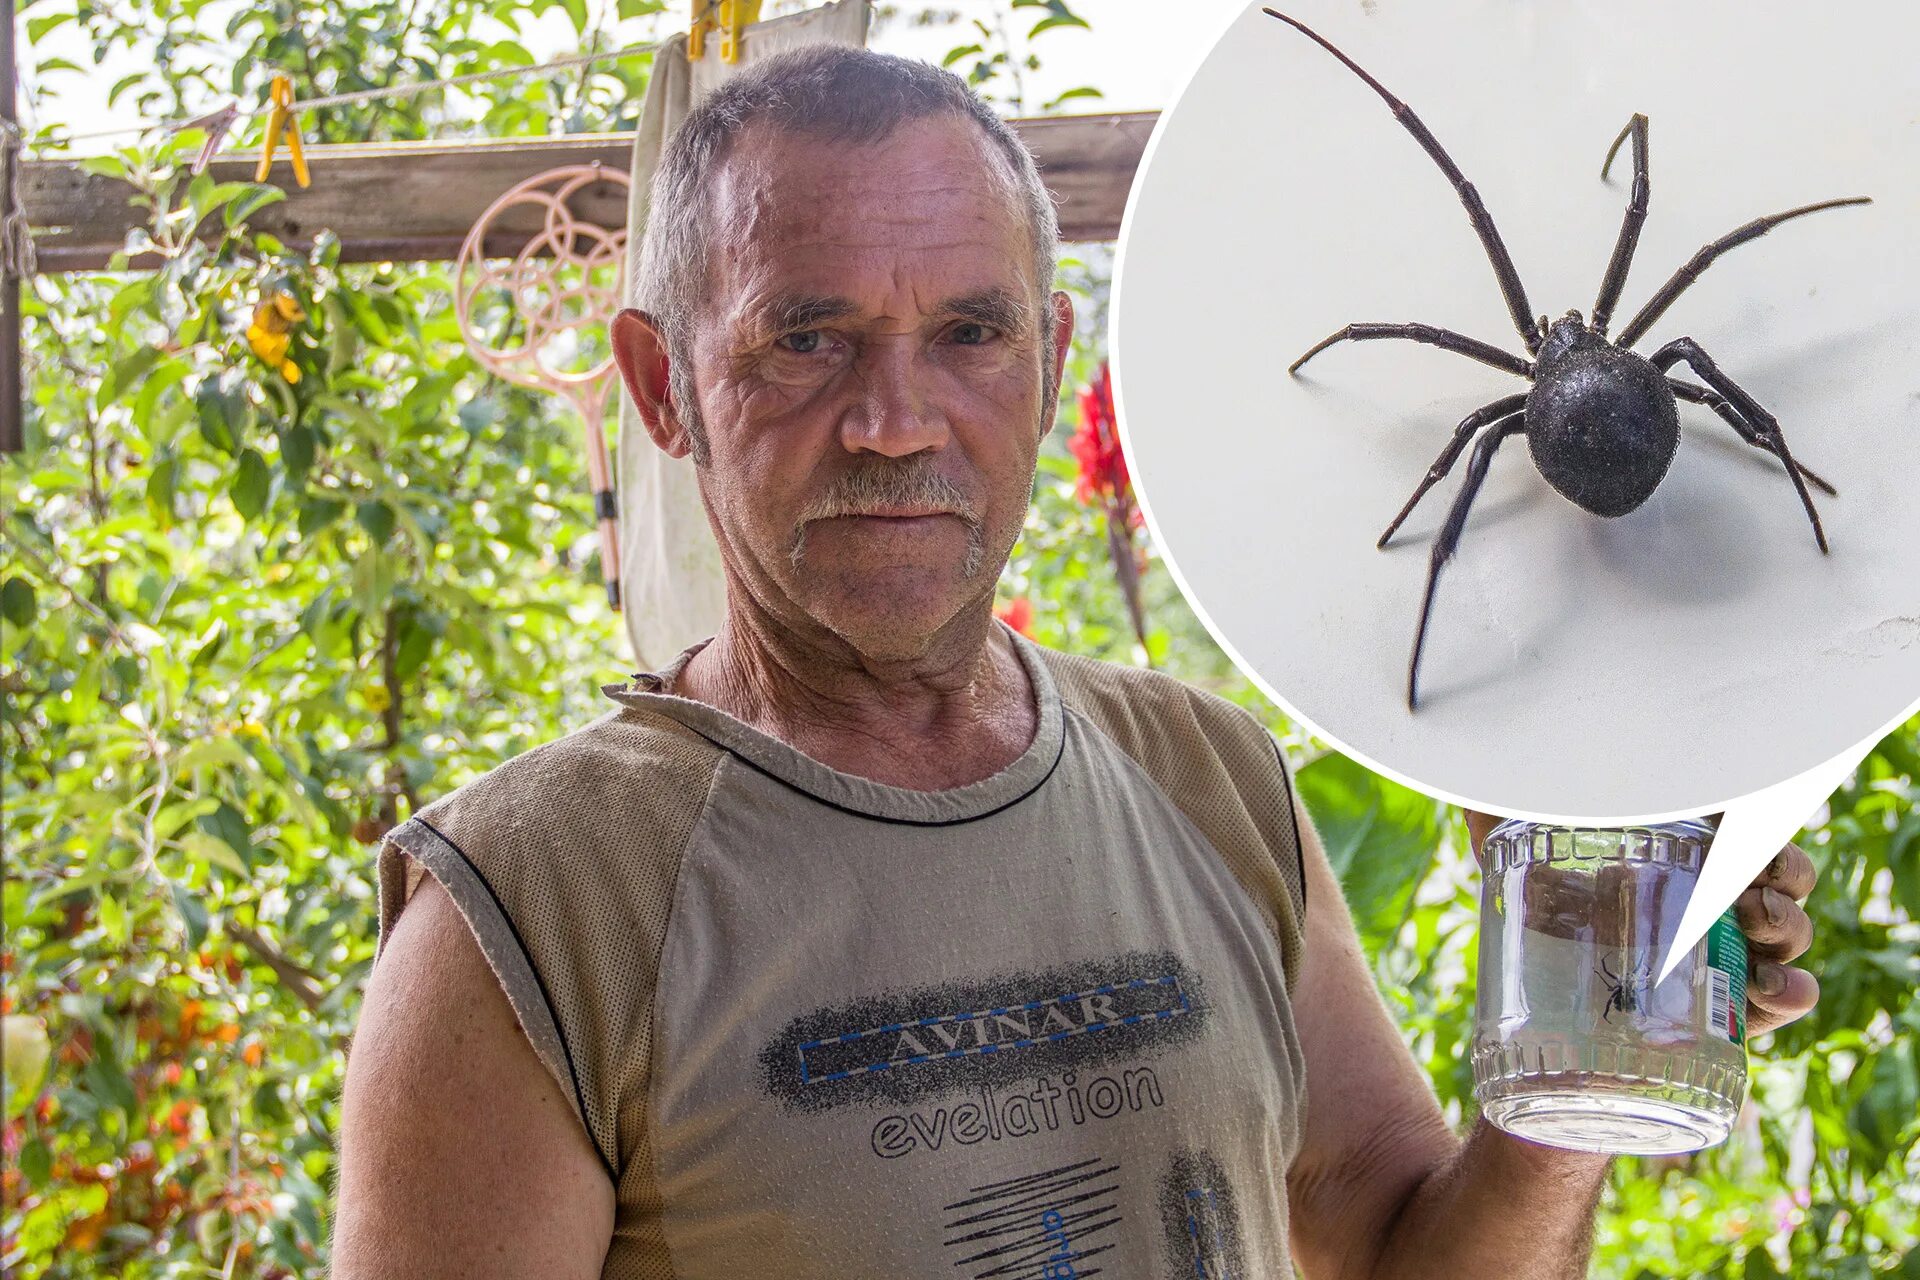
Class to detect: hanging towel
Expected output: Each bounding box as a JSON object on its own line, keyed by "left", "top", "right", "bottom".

{"left": 616, "top": 0, "right": 872, "bottom": 670}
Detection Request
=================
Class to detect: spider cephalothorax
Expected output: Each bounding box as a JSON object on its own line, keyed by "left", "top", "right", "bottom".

{"left": 1265, "top": 9, "right": 1870, "bottom": 709}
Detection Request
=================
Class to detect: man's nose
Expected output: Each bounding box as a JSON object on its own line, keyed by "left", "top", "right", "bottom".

{"left": 839, "top": 341, "right": 950, "bottom": 457}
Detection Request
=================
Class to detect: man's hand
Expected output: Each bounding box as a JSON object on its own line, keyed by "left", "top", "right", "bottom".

{"left": 1464, "top": 810, "right": 1822, "bottom": 1040}
{"left": 1733, "top": 843, "right": 1820, "bottom": 1036}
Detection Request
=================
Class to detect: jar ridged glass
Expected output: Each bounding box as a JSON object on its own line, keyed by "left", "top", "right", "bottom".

{"left": 1473, "top": 819, "right": 1749, "bottom": 1155}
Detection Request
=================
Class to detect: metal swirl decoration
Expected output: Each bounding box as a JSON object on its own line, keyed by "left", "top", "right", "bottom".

{"left": 455, "top": 162, "right": 631, "bottom": 609}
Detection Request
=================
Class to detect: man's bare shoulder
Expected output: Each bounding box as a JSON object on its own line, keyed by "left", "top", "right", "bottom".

{"left": 333, "top": 875, "right": 615, "bottom": 1279}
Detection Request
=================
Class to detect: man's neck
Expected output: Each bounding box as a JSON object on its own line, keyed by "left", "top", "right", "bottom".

{"left": 673, "top": 604, "right": 1039, "bottom": 791}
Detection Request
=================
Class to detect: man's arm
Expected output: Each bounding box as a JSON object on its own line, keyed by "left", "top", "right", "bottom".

{"left": 331, "top": 874, "right": 615, "bottom": 1278}
{"left": 1284, "top": 811, "right": 1611, "bottom": 1280}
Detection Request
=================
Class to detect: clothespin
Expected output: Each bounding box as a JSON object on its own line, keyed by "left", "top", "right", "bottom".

{"left": 254, "top": 74, "right": 310, "bottom": 189}
{"left": 169, "top": 102, "right": 240, "bottom": 175}
{"left": 721, "top": 1, "right": 762, "bottom": 62}
{"left": 688, "top": 0, "right": 761, "bottom": 64}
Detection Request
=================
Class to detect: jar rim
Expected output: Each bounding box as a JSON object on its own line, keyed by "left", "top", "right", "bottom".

{"left": 1487, "top": 817, "right": 1719, "bottom": 842}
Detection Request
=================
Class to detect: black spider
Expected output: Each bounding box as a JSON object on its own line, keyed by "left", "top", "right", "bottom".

{"left": 1264, "top": 9, "right": 1872, "bottom": 710}
{"left": 1594, "top": 955, "right": 1656, "bottom": 1026}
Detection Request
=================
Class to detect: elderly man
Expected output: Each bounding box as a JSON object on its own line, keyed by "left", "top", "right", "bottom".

{"left": 332, "top": 46, "right": 1821, "bottom": 1279}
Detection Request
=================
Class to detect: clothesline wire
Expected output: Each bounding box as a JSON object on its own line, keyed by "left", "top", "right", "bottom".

{"left": 18, "top": 36, "right": 670, "bottom": 149}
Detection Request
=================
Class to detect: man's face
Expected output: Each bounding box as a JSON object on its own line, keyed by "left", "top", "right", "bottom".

{"left": 663, "top": 115, "right": 1070, "bottom": 661}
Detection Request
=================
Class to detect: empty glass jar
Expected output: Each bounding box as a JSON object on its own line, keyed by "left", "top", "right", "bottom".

{"left": 1472, "top": 819, "right": 1749, "bottom": 1155}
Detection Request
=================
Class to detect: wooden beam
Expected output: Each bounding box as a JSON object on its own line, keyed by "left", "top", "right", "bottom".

{"left": 23, "top": 111, "right": 1156, "bottom": 274}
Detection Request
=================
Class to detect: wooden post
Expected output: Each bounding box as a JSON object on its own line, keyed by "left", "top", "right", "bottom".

{"left": 1, "top": 0, "right": 21, "bottom": 454}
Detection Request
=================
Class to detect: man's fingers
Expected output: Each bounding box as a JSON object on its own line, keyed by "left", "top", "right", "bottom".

{"left": 1752, "top": 842, "right": 1818, "bottom": 901}
{"left": 1746, "top": 962, "right": 1819, "bottom": 1038}
{"left": 1733, "top": 884, "right": 1815, "bottom": 961}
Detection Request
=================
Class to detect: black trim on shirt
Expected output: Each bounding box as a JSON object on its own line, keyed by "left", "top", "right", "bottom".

{"left": 1269, "top": 733, "right": 1307, "bottom": 923}
{"left": 671, "top": 718, "right": 1068, "bottom": 829}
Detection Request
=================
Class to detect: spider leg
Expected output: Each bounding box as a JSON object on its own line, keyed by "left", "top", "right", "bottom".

{"left": 1650, "top": 338, "right": 1829, "bottom": 552}
{"left": 1668, "top": 377, "right": 1838, "bottom": 495}
{"left": 1263, "top": 10, "right": 1543, "bottom": 353}
{"left": 1592, "top": 114, "right": 1650, "bottom": 337}
{"left": 1379, "top": 393, "right": 1530, "bottom": 548}
{"left": 1407, "top": 414, "right": 1528, "bottom": 710}
{"left": 1290, "top": 322, "right": 1533, "bottom": 378}
{"left": 1616, "top": 195, "right": 1872, "bottom": 350}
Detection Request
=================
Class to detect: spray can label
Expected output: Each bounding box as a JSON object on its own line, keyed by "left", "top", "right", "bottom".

{"left": 1705, "top": 907, "right": 1748, "bottom": 1044}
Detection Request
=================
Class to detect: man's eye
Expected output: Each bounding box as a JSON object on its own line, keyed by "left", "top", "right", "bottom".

{"left": 777, "top": 330, "right": 823, "bottom": 354}
{"left": 950, "top": 322, "right": 996, "bottom": 346}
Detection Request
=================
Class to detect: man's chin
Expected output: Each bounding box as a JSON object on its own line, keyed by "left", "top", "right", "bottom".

{"left": 792, "top": 563, "right": 999, "bottom": 657}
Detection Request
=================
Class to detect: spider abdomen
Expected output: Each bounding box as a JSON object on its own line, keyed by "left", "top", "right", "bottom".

{"left": 1526, "top": 344, "right": 1680, "bottom": 517}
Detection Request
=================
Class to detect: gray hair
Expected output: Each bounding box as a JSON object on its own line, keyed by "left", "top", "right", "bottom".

{"left": 630, "top": 44, "right": 1062, "bottom": 461}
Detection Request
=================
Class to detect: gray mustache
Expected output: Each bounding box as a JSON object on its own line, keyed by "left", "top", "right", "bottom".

{"left": 790, "top": 458, "right": 987, "bottom": 577}
{"left": 797, "top": 459, "right": 980, "bottom": 524}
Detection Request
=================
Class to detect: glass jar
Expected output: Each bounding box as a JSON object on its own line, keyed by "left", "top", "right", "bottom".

{"left": 1472, "top": 818, "right": 1749, "bottom": 1155}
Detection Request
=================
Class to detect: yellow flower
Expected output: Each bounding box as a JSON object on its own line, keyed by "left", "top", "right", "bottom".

{"left": 247, "top": 290, "right": 306, "bottom": 382}
{"left": 365, "top": 684, "right": 392, "bottom": 713}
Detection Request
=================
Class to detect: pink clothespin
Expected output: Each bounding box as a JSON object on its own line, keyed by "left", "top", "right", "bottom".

{"left": 169, "top": 102, "right": 241, "bottom": 175}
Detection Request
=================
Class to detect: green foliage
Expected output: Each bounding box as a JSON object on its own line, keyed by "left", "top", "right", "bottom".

{"left": 7, "top": 3, "right": 1916, "bottom": 1277}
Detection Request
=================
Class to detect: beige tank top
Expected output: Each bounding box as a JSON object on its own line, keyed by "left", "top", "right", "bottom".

{"left": 374, "top": 625, "right": 1309, "bottom": 1278}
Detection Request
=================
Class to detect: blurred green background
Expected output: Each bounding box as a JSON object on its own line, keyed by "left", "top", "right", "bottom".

{"left": 4, "top": 1, "right": 1916, "bottom": 1274}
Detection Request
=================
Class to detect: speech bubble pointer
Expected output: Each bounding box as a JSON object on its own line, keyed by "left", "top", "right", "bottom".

{"left": 1654, "top": 744, "right": 1873, "bottom": 985}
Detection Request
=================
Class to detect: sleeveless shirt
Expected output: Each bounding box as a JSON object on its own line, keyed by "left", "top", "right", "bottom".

{"left": 373, "top": 625, "right": 1309, "bottom": 1278}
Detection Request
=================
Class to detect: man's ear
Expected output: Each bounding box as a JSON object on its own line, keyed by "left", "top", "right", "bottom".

{"left": 611, "top": 307, "right": 694, "bottom": 460}
{"left": 1047, "top": 289, "right": 1074, "bottom": 394}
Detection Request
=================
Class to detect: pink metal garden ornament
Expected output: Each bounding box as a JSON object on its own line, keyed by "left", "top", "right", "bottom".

{"left": 455, "top": 162, "right": 630, "bottom": 609}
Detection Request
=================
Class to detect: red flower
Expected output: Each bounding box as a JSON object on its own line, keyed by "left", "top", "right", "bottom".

{"left": 1068, "top": 363, "right": 1130, "bottom": 504}
{"left": 994, "top": 596, "right": 1034, "bottom": 636}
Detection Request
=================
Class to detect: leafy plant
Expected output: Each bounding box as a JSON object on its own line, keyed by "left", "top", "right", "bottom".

{"left": 6, "top": 4, "right": 1915, "bottom": 1278}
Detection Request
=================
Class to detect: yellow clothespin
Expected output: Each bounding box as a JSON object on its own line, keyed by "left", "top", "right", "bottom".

{"left": 721, "top": 1, "right": 762, "bottom": 62}
{"left": 255, "top": 74, "right": 310, "bottom": 189}
{"left": 689, "top": 0, "right": 761, "bottom": 64}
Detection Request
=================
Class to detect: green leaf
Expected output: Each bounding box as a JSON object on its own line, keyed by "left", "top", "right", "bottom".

{"left": 17, "top": 1138, "right": 50, "bottom": 1186}
{"left": 195, "top": 382, "right": 243, "bottom": 456}
{"left": 3, "top": 1016, "right": 51, "bottom": 1112}
{"left": 231, "top": 447, "right": 272, "bottom": 519}
{"left": 145, "top": 452, "right": 179, "bottom": 523}
{"left": 224, "top": 185, "right": 286, "bottom": 229}
{"left": 357, "top": 500, "right": 395, "bottom": 544}
{"left": 80, "top": 1042, "right": 138, "bottom": 1117}
{"left": 26, "top": 11, "right": 77, "bottom": 41}
{"left": 173, "top": 882, "right": 210, "bottom": 949}
{"left": 196, "top": 801, "right": 254, "bottom": 868}
{"left": 1044, "top": 86, "right": 1104, "bottom": 110}
{"left": 190, "top": 620, "right": 229, "bottom": 669}
{"left": 0, "top": 576, "right": 36, "bottom": 630}
{"left": 1296, "top": 751, "right": 1445, "bottom": 951}
{"left": 1889, "top": 812, "right": 1920, "bottom": 919}
{"left": 180, "top": 830, "right": 251, "bottom": 880}
{"left": 298, "top": 496, "right": 345, "bottom": 539}
{"left": 279, "top": 423, "right": 316, "bottom": 480}
{"left": 80, "top": 155, "right": 129, "bottom": 182}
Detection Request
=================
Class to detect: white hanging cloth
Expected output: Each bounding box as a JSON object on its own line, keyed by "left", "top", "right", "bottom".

{"left": 616, "top": 0, "right": 873, "bottom": 669}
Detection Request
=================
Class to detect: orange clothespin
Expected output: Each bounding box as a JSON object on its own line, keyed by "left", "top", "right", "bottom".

{"left": 254, "top": 74, "right": 310, "bottom": 188}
